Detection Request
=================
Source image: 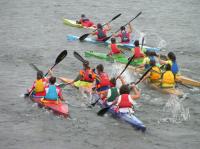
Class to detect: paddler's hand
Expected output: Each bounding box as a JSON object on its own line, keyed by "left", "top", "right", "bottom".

{"left": 48, "top": 69, "right": 53, "bottom": 76}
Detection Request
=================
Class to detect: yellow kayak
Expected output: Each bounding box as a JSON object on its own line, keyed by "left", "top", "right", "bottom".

{"left": 63, "top": 18, "right": 96, "bottom": 30}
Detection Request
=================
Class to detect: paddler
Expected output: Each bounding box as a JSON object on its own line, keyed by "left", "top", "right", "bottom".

{"left": 129, "top": 40, "right": 145, "bottom": 60}
{"left": 27, "top": 71, "right": 48, "bottom": 96}
{"left": 113, "top": 23, "right": 132, "bottom": 43}
{"left": 91, "top": 23, "right": 111, "bottom": 41}
{"left": 158, "top": 52, "right": 179, "bottom": 75}
{"left": 95, "top": 64, "right": 110, "bottom": 92}
{"left": 160, "top": 64, "right": 175, "bottom": 88}
{"left": 141, "top": 59, "right": 162, "bottom": 83}
{"left": 100, "top": 76, "right": 126, "bottom": 104}
{"left": 43, "top": 76, "right": 64, "bottom": 101}
{"left": 70, "top": 60, "right": 96, "bottom": 88}
{"left": 113, "top": 83, "right": 140, "bottom": 113}
{"left": 136, "top": 51, "right": 157, "bottom": 70}
{"left": 107, "top": 38, "right": 122, "bottom": 56}
{"left": 76, "top": 14, "right": 95, "bottom": 28}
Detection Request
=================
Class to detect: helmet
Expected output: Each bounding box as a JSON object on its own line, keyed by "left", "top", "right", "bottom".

{"left": 134, "top": 40, "right": 139, "bottom": 46}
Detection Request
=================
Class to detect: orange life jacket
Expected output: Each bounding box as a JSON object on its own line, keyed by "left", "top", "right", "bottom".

{"left": 150, "top": 66, "right": 161, "bottom": 81}
{"left": 79, "top": 68, "right": 95, "bottom": 82}
{"left": 96, "top": 72, "right": 110, "bottom": 89}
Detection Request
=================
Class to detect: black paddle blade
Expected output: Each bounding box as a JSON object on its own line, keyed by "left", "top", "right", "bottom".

{"left": 110, "top": 13, "right": 121, "bottom": 22}
{"left": 24, "top": 93, "right": 29, "bottom": 97}
{"left": 55, "top": 50, "right": 68, "bottom": 65}
{"left": 79, "top": 33, "right": 90, "bottom": 41}
{"left": 29, "top": 63, "right": 41, "bottom": 72}
{"left": 73, "top": 51, "right": 86, "bottom": 63}
{"left": 102, "top": 35, "right": 112, "bottom": 42}
{"left": 97, "top": 106, "right": 111, "bottom": 116}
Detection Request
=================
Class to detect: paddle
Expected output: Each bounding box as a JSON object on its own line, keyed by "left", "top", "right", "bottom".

{"left": 24, "top": 50, "right": 68, "bottom": 97}
{"left": 102, "top": 11, "right": 142, "bottom": 42}
{"left": 44, "top": 50, "right": 68, "bottom": 76}
{"left": 79, "top": 13, "right": 121, "bottom": 41}
{"left": 73, "top": 51, "right": 86, "bottom": 63}
{"left": 115, "top": 37, "right": 144, "bottom": 80}
{"left": 29, "top": 63, "right": 41, "bottom": 72}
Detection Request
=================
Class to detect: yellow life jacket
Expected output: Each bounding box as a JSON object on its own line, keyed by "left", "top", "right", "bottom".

{"left": 150, "top": 66, "right": 161, "bottom": 82}
{"left": 35, "top": 79, "right": 45, "bottom": 93}
{"left": 161, "top": 71, "right": 175, "bottom": 88}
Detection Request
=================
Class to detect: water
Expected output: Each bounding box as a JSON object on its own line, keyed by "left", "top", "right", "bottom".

{"left": 0, "top": 0, "right": 200, "bottom": 148}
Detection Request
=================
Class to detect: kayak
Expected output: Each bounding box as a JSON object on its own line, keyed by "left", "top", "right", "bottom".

{"left": 30, "top": 95, "right": 69, "bottom": 118}
{"left": 144, "top": 80, "right": 183, "bottom": 96}
{"left": 63, "top": 18, "right": 96, "bottom": 30}
{"left": 93, "top": 94, "right": 146, "bottom": 131}
{"left": 123, "top": 64, "right": 200, "bottom": 88}
{"left": 85, "top": 51, "right": 144, "bottom": 66}
{"left": 59, "top": 77, "right": 146, "bottom": 131}
{"left": 67, "top": 34, "right": 161, "bottom": 52}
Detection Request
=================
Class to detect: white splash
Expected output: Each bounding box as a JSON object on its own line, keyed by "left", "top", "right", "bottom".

{"left": 160, "top": 95, "right": 190, "bottom": 123}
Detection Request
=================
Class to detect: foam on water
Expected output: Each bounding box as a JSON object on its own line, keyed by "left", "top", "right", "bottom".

{"left": 160, "top": 95, "right": 190, "bottom": 124}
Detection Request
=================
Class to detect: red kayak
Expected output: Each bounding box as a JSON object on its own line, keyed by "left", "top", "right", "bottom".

{"left": 30, "top": 96, "right": 69, "bottom": 118}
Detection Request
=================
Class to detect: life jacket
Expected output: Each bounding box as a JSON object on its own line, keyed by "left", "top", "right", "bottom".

{"left": 79, "top": 68, "right": 95, "bottom": 82}
{"left": 34, "top": 79, "right": 45, "bottom": 93}
{"left": 161, "top": 71, "right": 175, "bottom": 88}
{"left": 133, "top": 47, "right": 144, "bottom": 58}
{"left": 150, "top": 66, "right": 161, "bottom": 82}
{"left": 121, "top": 31, "right": 130, "bottom": 43}
{"left": 110, "top": 44, "right": 121, "bottom": 54}
{"left": 96, "top": 72, "right": 110, "bottom": 89}
{"left": 44, "top": 85, "right": 58, "bottom": 100}
{"left": 144, "top": 56, "right": 155, "bottom": 69}
{"left": 171, "top": 61, "right": 179, "bottom": 75}
{"left": 118, "top": 94, "right": 133, "bottom": 108}
{"left": 80, "top": 17, "right": 89, "bottom": 23}
{"left": 97, "top": 29, "right": 106, "bottom": 40}
{"left": 107, "top": 87, "right": 119, "bottom": 102}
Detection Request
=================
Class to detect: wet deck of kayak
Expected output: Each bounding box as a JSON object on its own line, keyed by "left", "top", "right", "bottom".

{"left": 0, "top": 0, "right": 200, "bottom": 149}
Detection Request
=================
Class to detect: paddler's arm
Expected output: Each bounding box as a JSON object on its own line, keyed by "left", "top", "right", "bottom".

{"left": 105, "top": 23, "right": 111, "bottom": 31}
{"left": 118, "top": 76, "right": 126, "bottom": 85}
{"left": 140, "top": 72, "right": 151, "bottom": 82}
{"left": 130, "top": 84, "right": 140, "bottom": 100}
{"left": 158, "top": 54, "right": 168, "bottom": 65}
{"left": 128, "top": 23, "right": 133, "bottom": 33}
{"left": 70, "top": 74, "right": 82, "bottom": 85}
{"left": 57, "top": 87, "right": 64, "bottom": 101}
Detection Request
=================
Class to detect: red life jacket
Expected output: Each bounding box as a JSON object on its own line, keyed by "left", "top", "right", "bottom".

{"left": 79, "top": 69, "right": 95, "bottom": 82}
{"left": 120, "top": 31, "right": 130, "bottom": 43}
{"left": 133, "top": 47, "right": 144, "bottom": 58}
{"left": 96, "top": 72, "right": 110, "bottom": 89}
{"left": 110, "top": 44, "right": 121, "bottom": 54}
{"left": 118, "top": 94, "right": 133, "bottom": 108}
{"left": 96, "top": 29, "right": 107, "bottom": 41}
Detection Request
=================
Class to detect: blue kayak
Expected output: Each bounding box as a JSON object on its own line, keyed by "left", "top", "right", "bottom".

{"left": 92, "top": 94, "right": 146, "bottom": 132}
{"left": 67, "top": 34, "right": 160, "bottom": 52}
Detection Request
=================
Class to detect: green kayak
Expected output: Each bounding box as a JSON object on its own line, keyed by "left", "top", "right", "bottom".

{"left": 85, "top": 51, "right": 144, "bottom": 66}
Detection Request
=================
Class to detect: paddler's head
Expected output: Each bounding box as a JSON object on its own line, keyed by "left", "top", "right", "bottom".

{"left": 37, "top": 71, "right": 44, "bottom": 80}
{"left": 110, "top": 77, "right": 116, "bottom": 87}
{"left": 83, "top": 60, "right": 90, "bottom": 69}
{"left": 168, "top": 52, "right": 176, "bottom": 62}
{"left": 96, "top": 64, "right": 104, "bottom": 74}
{"left": 81, "top": 14, "right": 85, "bottom": 18}
{"left": 49, "top": 76, "right": 56, "bottom": 85}
{"left": 165, "top": 64, "right": 171, "bottom": 71}
{"left": 150, "top": 59, "right": 156, "bottom": 66}
{"left": 134, "top": 40, "right": 139, "bottom": 47}
{"left": 120, "top": 26, "right": 125, "bottom": 31}
{"left": 119, "top": 84, "right": 130, "bottom": 95}
{"left": 97, "top": 23, "right": 103, "bottom": 30}
{"left": 111, "top": 38, "right": 116, "bottom": 44}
